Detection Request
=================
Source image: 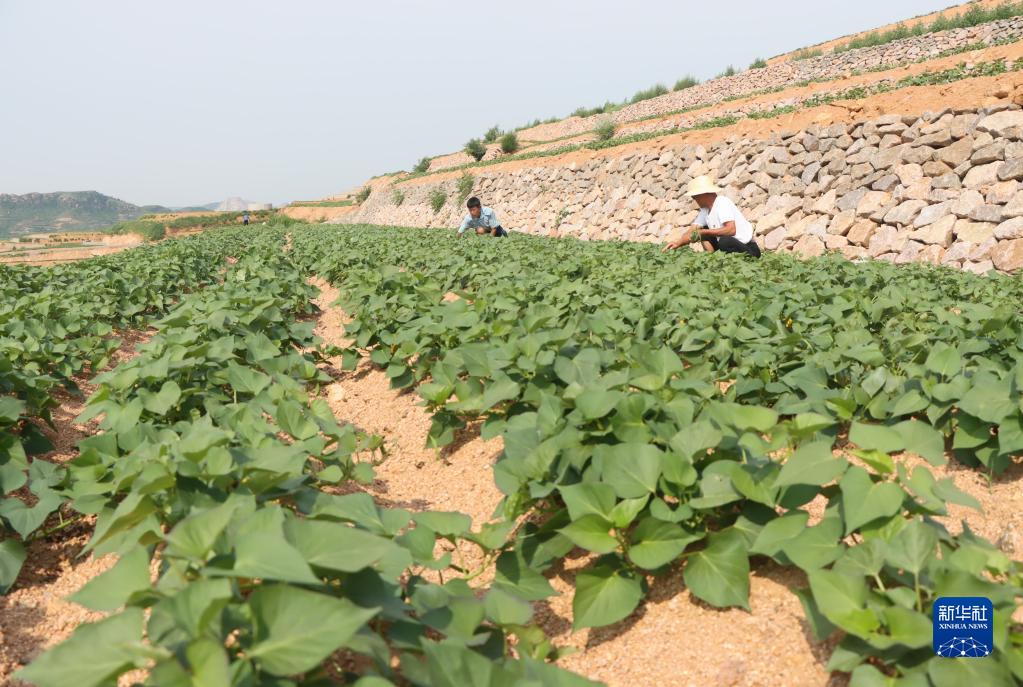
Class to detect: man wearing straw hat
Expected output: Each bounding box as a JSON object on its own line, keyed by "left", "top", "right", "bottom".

{"left": 663, "top": 175, "right": 761, "bottom": 257}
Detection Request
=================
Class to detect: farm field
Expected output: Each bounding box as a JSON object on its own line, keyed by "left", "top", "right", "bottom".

{"left": 2, "top": 223, "right": 1021, "bottom": 686}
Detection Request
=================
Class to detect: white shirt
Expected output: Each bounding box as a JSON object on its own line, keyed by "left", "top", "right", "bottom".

{"left": 694, "top": 196, "right": 754, "bottom": 244}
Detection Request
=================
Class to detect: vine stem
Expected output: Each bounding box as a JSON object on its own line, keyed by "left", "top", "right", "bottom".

{"left": 30, "top": 513, "right": 87, "bottom": 541}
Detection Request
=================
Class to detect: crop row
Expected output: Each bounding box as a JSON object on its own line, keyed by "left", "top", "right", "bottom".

{"left": 292, "top": 225, "right": 1023, "bottom": 684}
{"left": 1, "top": 230, "right": 258, "bottom": 588}
{"left": 14, "top": 228, "right": 592, "bottom": 686}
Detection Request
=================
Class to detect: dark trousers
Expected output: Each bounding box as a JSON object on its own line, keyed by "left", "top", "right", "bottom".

{"left": 707, "top": 235, "right": 761, "bottom": 258}
{"left": 483, "top": 225, "right": 508, "bottom": 237}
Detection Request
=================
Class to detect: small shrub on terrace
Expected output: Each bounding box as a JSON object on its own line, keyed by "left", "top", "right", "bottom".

{"left": 499, "top": 132, "right": 520, "bottom": 154}
{"left": 355, "top": 186, "right": 371, "bottom": 204}
{"left": 108, "top": 220, "right": 165, "bottom": 241}
{"left": 716, "top": 65, "right": 737, "bottom": 78}
{"left": 413, "top": 157, "right": 432, "bottom": 173}
{"left": 573, "top": 102, "right": 619, "bottom": 118}
{"left": 792, "top": 48, "right": 822, "bottom": 61}
{"left": 391, "top": 188, "right": 405, "bottom": 206}
{"left": 465, "top": 138, "right": 487, "bottom": 161}
{"left": 594, "top": 118, "right": 616, "bottom": 142}
{"left": 456, "top": 173, "right": 474, "bottom": 202}
{"left": 429, "top": 188, "right": 447, "bottom": 213}
{"left": 749, "top": 57, "right": 767, "bottom": 69}
{"left": 673, "top": 75, "right": 699, "bottom": 91}
{"left": 483, "top": 125, "right": 502, "bottom": 143}
{"left": 629, "top": 83, "right": 669, "bottom": 104}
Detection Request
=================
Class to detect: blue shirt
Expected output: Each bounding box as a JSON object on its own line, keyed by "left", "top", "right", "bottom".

{"left": 458, "top": 207, "right": 499, "bottom": 234}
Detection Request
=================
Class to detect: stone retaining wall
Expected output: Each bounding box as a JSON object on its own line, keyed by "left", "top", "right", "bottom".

{"left": 348, "top": 105, "right": 1023, "bottom": 273}
{"left": 427, "top": 17, "right": 1023, "bottom": 171}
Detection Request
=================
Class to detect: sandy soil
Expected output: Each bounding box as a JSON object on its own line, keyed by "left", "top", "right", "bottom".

{"left": 310, "top": 279, "right": 505, "bottom": 528}
{"left": 280, "top": 205, "right": 358, "bottom": 222}
{"left": 768, "top": 0, "right": 1006, "bottom": 65}
{"left": 0, "top": 330, "right": 151, "bottom": 683}
{"left": 0, "top": 234, "right": 144, "bottom": 266}
{"left": 0, "top": 246, "right": 135, "bottom": 266}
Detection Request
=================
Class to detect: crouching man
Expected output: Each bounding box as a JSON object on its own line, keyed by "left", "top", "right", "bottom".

{"left": 663, "top": 176, "right": 761, "bottom": 257}
{"left": 458, "top": 197, "right": 509, "bottom": 237}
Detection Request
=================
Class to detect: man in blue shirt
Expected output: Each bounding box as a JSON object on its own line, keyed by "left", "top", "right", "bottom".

{"left": 458, "top": 197, "right": 508, "bottom": 237}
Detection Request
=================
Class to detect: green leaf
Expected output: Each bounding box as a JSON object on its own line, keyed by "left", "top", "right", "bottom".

{"left": 775, "top": 441, "right": 848, "bottom": 487}
{"left": 69, "top": 546, "right": 150, "bottom": 611}
{"left": 558, "top": 482, "right": 616, "bottom": 521}
{"left": 232, "top": 526, "right": 320, "bottom": 585}
{"left": 554, "top": 348, "right": 601, "bottom": 385}
{"left": 683, "top": 528, "right": 750, "bottom": 610}
{"left": 706, "top": 402, "right": 778, "bottom": 432}
{"left": 0, "top": 539, "right": 26, "bottom": 594}
{"left": 164, "top": 500, "right": 239, "bottom": 561}
{"left": 283, "top": 517, "right": 396, "bottom": 573}
{"left": 750, "top": 511, "right": 808, "bottom": 558}
{"left": 139, "top": 380, "right": 181, "bottom": 416}
{"left": 572, "top": 562, "right": 644, "bottom": 630}
{"left": 0, "top": 487, "right": 63, "bottom": 538}
{"left": 484, "top": 587, "right": 533, "bottom": 626}
{"left": 184, "top": 638, "right": 231, "bottom": 687}
{"left": 895, "top": 420, "right": 946, "bottom": 466}
{"left": 558, "top": 514, "right": 618, "bottom": 554}
{"left": 840, "top": 466, "right": 905, "bottom": 535}
{"left": 849, "top": 422, "right": 903, "bottom": 454}
{"left": 14, "top": 609, "right": 146, "bottom": 687}
{"left": 225, "top": 363, "right": 272, "bottom": 395}
{"left": 927, "top": 654, "right": 1013, "bottom": 686}
{"left": 628, "top": 518, "right": 701, "bottom": 569}
{"left": 884, "top": 519, "right": 937, "bottom": 575}
{"left": 851, "top": 449, "right": 895, "bottom": 475}
{"left": 807, "top": 569, "right": 879, "bottom": 637}
{"left": 575, "top": 389, "right": 623, "bottom": 420}
{"left": 248, "top": 585, "right": 379, "bottom": 676}
{"left": 413, "top": 511, "right": 472, "bottom": 537}
{"left": 925, "top": 343, "right": 961, "bottom": 377}
{"left": 608, "top": 496, "right": 649, "bottom": 529}
{"left": 0, "top": 396, "right": 25, "bottom": 423}
{"left": 877, "top": 605, "right": 932, "bottom": 648}
{"left": 494, "top": 550, "right": 557, "bottom": 601}
{"left": 958, "top": 378, "right": 1015, "bottom": 423}
{"left": 595, "top": 443, "right": 662, "bottom": 498}
{"left": 668, "top": 419, "right": 722, "bottom": 459}
{"left": 781, "top": 516, "right": 844, "bottom": 570}
{"left": 276, "top": 400, "right": 318, "bottom": 440}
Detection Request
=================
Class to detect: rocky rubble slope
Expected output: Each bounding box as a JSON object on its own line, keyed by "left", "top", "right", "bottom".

{"left": 429, "top": 16, "right": 1023, "bottom": 172}
{"left": 349, "top": 104, "right": 1023, "bottom": 274}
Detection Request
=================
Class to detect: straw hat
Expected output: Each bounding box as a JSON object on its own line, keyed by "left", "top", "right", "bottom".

{"left": 686, "top": 175, "right": 721, "bottom": 197}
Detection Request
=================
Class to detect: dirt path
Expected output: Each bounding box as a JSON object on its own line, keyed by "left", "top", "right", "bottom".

{"left": 310, "top": 278, "right": 506, "bottom": 528}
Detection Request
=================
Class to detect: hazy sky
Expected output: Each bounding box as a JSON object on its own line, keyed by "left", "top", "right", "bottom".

{"left": 1, "top": 0, "right": 958, "bottom": 207}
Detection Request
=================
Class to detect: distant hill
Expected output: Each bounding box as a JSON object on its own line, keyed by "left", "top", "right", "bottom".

{"left": 0, "top": 191, "right": 175, "bottom": 238}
